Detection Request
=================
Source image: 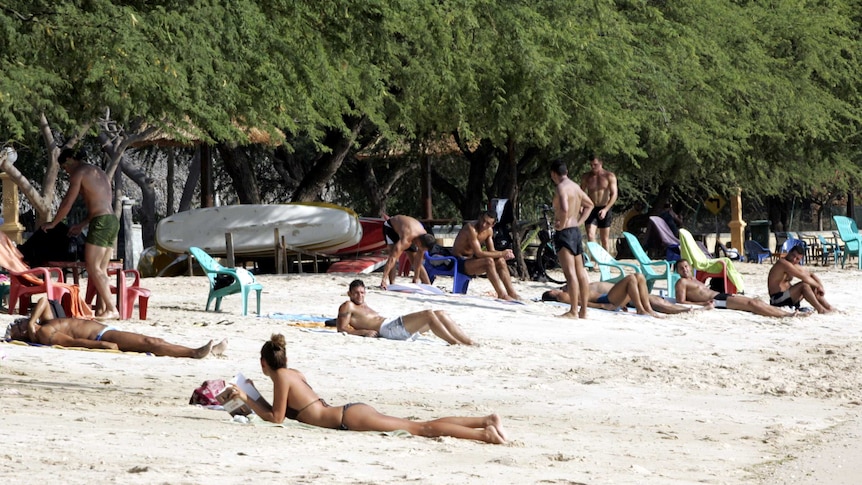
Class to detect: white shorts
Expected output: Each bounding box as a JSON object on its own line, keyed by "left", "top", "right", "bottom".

{"left": 378, "top": 316, "right": 417, "bottom": 341}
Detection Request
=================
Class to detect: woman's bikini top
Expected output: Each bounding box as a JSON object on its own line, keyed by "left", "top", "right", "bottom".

{"left": 285, "top": 376, "right": 329, "bottom": 421}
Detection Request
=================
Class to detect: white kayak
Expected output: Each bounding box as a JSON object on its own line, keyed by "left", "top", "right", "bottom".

{"left": 156, "top": 202, "right": 362, "bottom": 256}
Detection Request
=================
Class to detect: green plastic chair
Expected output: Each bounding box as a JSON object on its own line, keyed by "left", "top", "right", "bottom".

{"left": 832, "top": 215, "right": 861, "bottom": 269}
{"left": 622, "top": 231, "right": 680, "bottom": 298}
{"left": 678, "top": 229, "right": 744, "bottom": 294}
{"left": 189, "top": 247, "right": 263, "bottom": 315}
{"left": 585, "top": 242, "right": 639, "bottom": 285}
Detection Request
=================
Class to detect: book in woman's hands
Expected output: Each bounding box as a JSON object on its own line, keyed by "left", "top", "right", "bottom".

{"left": 215, "top": 372, "right": 261, "bottom": 416}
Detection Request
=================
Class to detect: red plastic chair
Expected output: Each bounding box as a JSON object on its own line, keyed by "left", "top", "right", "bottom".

{"left": 8, "top": 267, "right": 73, "bottom": 315}
{"left": 86, "top": 268, "right": 150, "bottom": 320}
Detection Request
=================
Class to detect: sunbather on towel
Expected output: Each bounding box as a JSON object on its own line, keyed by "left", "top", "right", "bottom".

{"left": 542, "top": 274, "right": 689, "bottom": 317}
{"left": 226, "top": 333, "right": 506, "bottom": 443}
{"left": 5, "top": 297, "right": 227, "bottom": 358}
{"left": 337, "top": 279, "right": 474, "bottom": 345}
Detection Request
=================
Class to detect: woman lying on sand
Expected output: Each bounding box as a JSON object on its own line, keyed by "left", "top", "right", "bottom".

{"left": 227, "top": 333, "right": 507, "bottom": 444}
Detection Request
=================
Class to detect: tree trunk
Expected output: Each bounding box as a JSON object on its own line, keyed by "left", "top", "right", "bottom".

{"left": 120, "top": 155, "right": 157, "bottom": 247}
{"left": 166, "top": 149, "right": 176, "bottom": 216}
{"left": 178, "top": 149, "right": 201, "bottom": 212}
{"left": 292, "top": 117, "right": 365, "bottom": 202}
{"left": 217, "top": 144, "right": 261, "bottom": 204}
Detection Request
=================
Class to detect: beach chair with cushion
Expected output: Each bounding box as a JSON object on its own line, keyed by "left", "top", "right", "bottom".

{"left": 622, "top": 231, "right": 680, "bottom": 298}
{"left": 586, "top": 242, "right": 639, "bottom": 285}
{"left": 646, "top": 216, "right": 682, "bottom": 261}
{"left": 189, "top": 247, "right": 263, "bottom": 315}
{"left": 678, "top": 229, "right": 744, "bottom": 294}
{"left": 832, "top": 215, "right": 862, "bottom": 269}
{"left": 422, "top": 251, "right": 471, "bottom": 294}
{"left": 743, "top": 240, "right": 771, "bottom": 264}
{"left": 817, "top": 234, "right": 844, "bottom": 267}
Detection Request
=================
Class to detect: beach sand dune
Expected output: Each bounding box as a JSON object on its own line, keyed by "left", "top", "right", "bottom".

{"left": 2, "top": 263, "right": 861, "bottom": 484}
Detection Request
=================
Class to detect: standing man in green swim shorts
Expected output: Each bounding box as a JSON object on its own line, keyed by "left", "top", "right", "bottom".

{"left": 41, "top": 148, "right": 120, "bottom": 319}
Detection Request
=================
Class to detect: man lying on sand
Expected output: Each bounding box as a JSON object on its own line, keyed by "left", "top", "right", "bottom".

{"left": 5, "top": 297, "right": 227, "bottom": 358}
{"left": 337, "top": 279, "right": 474, "bottom": 345}
{"left": 675, "top": 259, "right": 805, "bottom": 317}
{"left": 226, "top": 333, "right": 506, "bottom": 443}
{"left": 542, "top": 273, "right": 690, "bottom": 317}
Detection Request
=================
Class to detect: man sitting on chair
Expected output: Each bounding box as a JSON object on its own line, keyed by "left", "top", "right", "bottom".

{"left": 450, "top": 211, "right": 520, "bottom": 301}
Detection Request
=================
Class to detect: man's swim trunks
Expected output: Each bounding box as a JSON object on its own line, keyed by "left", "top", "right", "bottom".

{"left": 585, "top": 205, "right": 613, "bottom": 229}
{"left": 382, "top": 220, "right": 417, "bottom": 252}
{"left": 553, "top": 227, "right": 583, "bottom": 256}
{"left": 769, "top": 290, "right": 798, "bottom": 308}
{"left": 713, "top": 293, "right": 730, "bottom": 309}
{"left": 596, "top": 294, "right": 611, "bottom": 304}
{"left": 378, "top": 316, "right": 418, "bottom": 341}
{"left": 95, "top": 325, "right": 118, "bottom": 341}
{"left": 86, "top": 214, "right": 120, "bottom": 248}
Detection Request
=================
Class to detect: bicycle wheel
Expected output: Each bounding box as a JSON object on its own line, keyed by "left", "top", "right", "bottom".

{"left": 537, "top": 243, "right": 566, "bottom": 284}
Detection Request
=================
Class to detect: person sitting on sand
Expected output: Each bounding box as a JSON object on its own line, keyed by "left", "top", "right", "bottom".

{"left": 226, "top": 333, "right": 507, "bottom": 443}
{"left": 767, "top": 244, "right": 834, "bottom": 314}
{"left": 542, "top": 273, "right": 690, "bottom": 317}
{"left": 675, "top": 260, "right": 802, "bottom": 317}
{"left": 337, "top": 279, "right": 474, "bottom": 345}
{"left": 5, "top": 297, "right": 227, "bottom": 358}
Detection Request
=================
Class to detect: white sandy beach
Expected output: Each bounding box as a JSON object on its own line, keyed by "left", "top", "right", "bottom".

{"left": 2, "top": 261, "right": 862, "bottom": 484}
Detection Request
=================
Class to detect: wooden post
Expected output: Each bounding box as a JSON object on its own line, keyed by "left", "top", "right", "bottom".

{"left": 0, "top": 172, "right": 25, "bottom": 243}
{"left": 225, "top": 233, "right": 235, "bottom": 267}
{"left": 274, "top": 228, "right": 283, "bottom": 274}
{"left": 728, "top": 187, "right": 746, "bottom": 253}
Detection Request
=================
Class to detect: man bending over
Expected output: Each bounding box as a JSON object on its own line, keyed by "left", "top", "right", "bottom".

{"left": 5, "top": 297, "right": 228, "bottom": 358}
{"left": 337, "top": 279, "right": 474, "bottom": 345}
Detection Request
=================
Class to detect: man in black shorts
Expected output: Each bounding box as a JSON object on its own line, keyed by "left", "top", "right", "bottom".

{"left": 580, "top": 153, "right": 618, "bottom": 251}
{"left": 550, "top": 159, "right": 594, "bottom": 319}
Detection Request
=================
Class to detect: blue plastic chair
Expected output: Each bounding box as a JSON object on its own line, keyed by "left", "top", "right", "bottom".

{"left": 189, "top": 247, "right": 263, "bottom": 315}
{"left": 622, "top": 231, "right": 680, "bottom": 298}
{"left": 422, "top": 251, "right": 471, "bottom": 294}
{"left": 832, "top": 215, "right": 862, "bottom": 269}
{"left": 743, "top": 240, "right": 771, "bottom": 264}
{"left": 817, "top": 234, "right": 844, "bottom": 267}
{"left": 585, "top": 241, "right": 639, "bottom": 285}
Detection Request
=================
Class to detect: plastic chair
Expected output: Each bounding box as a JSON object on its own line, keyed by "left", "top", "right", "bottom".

{"left": 832, "top": 215, "right": 861, "bottom": 269}
{"left": 422, "top": 251, "right": 471, "bottom": 294}
{"left": 678, "top": 229, "right": 743, "bottom": 294}
{"left": 85, "top": 268, "right": 151, "bottom": 320}
{"left": 773, "top": 237, "right": 806, "bottom": 265}
{"left": 817, "top": 234, "right": 843, "bottom": 267}
{"left": 189, "top": 247, "right": 263, "bottom": 315}
{"left": 585, "top": 242, "right": 639, "bottom": 285}
{"left": 8, "top": 267, "right": 73, "bottom": 315}
{"left": 622, "top": 232, "right": 680, "bottom": 298}
{"left": 743, "top": 240, "right": 771, "bottom": 264}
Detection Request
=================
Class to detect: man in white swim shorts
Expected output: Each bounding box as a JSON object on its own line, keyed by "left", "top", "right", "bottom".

{"left": 336, "top": 280, "right": 475, "bottom": 345}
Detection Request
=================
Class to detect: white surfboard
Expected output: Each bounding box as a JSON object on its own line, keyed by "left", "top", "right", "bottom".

{"left": 156, "top": 202, "right": 362, "bottom": 256}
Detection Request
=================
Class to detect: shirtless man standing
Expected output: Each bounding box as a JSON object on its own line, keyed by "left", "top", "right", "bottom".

{"left": 767, "top": 245, "right": 834, "bottom": 313}
{"left": 580, "top": 153, "right": 618, "bottom": 251}
{"left": 336, "top": 280, "right": 474, "bottom": 345}
{"left": 450, "top": 210, "right": 520, "bottom": 300}
{"left": 41, "top": 149, "right": 120, "bottom": 319}
{"left": 5, "top": 297, "right": 227, "bottom": 358}
{"left": 379, "top": 215, "right": 432, "bottom": 289}
{"left": 550, "top": 158, "right": 594, "bottom": 319}
{"left": 675, "top": 259, "right": 800, "bottom": 317}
